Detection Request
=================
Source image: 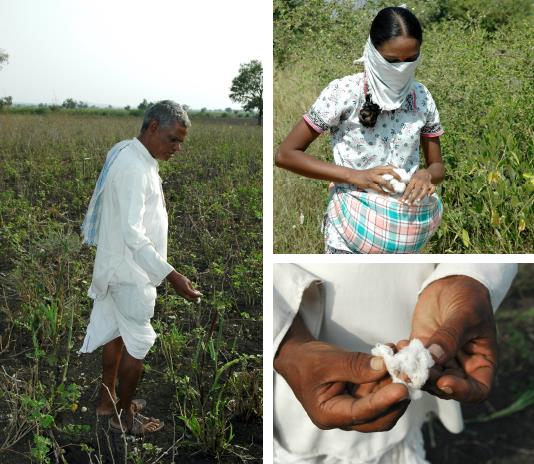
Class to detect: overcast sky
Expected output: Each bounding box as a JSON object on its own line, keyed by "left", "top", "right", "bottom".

{"left": 0, "top": 0, "right": 266, "bottom": 109}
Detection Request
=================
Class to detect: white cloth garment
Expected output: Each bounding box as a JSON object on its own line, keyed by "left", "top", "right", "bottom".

{"left": 80, "top": 283, "right": 157, "bottom": 359}
{"left": 355, "top": 37, "right": 421, "bottom": 111}
{"left": 87, "top": 137, "right": 174, "bottom": 300}
{"left": 273, "top": 263, "right": 517, "bottom": 464}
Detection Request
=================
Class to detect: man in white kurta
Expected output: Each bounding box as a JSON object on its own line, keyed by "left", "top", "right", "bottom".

{"left": 80, "top": 101, "right": 202, "bottom": 435}
{"left": 273, "top": 264, "right": 517, "bottom": 463}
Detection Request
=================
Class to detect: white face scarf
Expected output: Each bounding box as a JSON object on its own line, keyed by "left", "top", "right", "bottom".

{"left": 355, "top": 36, "right": 421, "bottom": 111}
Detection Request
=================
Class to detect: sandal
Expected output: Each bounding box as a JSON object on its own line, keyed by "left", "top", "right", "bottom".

{"left": 110, "top": 412, "right": 164, "bottom": 436}
{"left": 96, "top": 398, "right": 147, "bottom": 416}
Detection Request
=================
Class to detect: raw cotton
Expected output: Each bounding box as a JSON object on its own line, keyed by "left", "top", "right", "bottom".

{"left": 371, "top": 338, "right": 434, "bottom": 400}
{"left": 380, "top": 167, "right": 415, "bottom": 195}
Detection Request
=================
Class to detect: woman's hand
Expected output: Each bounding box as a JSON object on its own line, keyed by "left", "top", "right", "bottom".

{"left": 274, "top": 314, "right": 410, "bottom": 432}
{"left": 348, "top": 166, "right": 402, "bottom": 194}
{"left": 400, "top": 169, "right": 434, "bottom": 204}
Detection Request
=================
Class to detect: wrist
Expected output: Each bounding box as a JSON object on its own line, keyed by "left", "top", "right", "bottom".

{"left": 342, "top": 167, "right": 361, "bottom": 186}
{"left": 274, "top": 314, "right": 315, "bottom": 373}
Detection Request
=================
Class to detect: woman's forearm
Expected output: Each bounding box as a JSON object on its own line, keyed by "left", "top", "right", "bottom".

{"left": 275, "top": 147, "right": 356, "bottom": 184}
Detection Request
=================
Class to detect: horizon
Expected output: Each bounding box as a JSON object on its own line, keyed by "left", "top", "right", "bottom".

{"left": 0, "top": 0, "right": 265, "bottom": 110}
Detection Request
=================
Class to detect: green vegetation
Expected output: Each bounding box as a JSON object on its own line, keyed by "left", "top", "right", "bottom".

{"left": 3, "top": 104, "right": 257, "bottom": 120}
{"left": 0, "top": 113, "right": 262, "bottom": 462}
{"left": 230, "top": 60, "right": 264, "bottom": 125}
{"left": 274, "top": 0, "right": 534, "bottom": 253}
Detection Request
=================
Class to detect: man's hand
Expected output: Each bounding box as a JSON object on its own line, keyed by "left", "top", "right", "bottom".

{"left": 274, "top": 315, "right": 410, "bottom": 432}
{"left": 166, "top": 270, "right": 203, "bottom": 301}
{"left": 409, "top": 275, "right": 497, "bottom": 403}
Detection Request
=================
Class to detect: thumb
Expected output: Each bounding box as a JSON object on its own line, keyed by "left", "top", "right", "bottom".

{"left": 332, "top": 351, "right": 388, "bottom": 385}
{"left": 424, "top": 317, "right": 464, "bottom": 365}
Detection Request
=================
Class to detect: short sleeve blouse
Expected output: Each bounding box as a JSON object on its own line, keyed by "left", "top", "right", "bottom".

{"left": 303, "top": 73, "right": 444, "bottom": 172}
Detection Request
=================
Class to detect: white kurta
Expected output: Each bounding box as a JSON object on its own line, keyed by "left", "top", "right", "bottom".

{"left": 80, "top": 138, "right": 175, "bottom": 359}
{"left": 273, "top": 263, "right": 517, "bottom": 464}
{"left": 88, "top": 137, "right": 174, "bottom": 300}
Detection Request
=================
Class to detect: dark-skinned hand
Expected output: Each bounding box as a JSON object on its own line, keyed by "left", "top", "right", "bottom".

{"left": 166, "top": 270, "right": 203, "bottom": 301}
{"left": 274, "top": 314, "right": 410, "bottom": 432}
{"left": 400, "top": 168, "right": 435, "bottom": 205}
{"left": 349, "top": 165, "right": 402, "bottom": 194}
{"left": 404, "top": 275, "right": 497, "bottom": 403}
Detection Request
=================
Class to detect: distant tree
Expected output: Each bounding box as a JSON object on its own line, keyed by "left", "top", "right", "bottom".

{"left": 62, "top": 98, "right": 76, "bottom": 109}
{"left": 0, "top": 49, "right": 8, "bottom": 70}
{"left": 225, "top": 107, "right": 232, "bottom": 113}
{"left": 124, "top": 105, "right": 131, "bottom": 111}
{"left": 0, "top": 95, "right": 12, "bottom": 109}
{"left": 138, "top": 99, "right": 150, "bottom": 110}
{"left": 200, "top": 107, "right": 207, "bottom": 113}
{"left": 230, "top": 60, "right": 263, "bottom": 125}
{"left": 77, "top": 101, "right": 88, "bottom": 109}
{"left": 0, "top": 50, "right": 10, "bottom": 109}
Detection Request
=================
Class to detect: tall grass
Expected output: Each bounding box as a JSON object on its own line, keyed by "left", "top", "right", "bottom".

{"left": 273, "top": 0, "right": 534, "bottom": 253}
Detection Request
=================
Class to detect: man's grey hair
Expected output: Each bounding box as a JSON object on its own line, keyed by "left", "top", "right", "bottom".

{"left": 141, "top": 100, "right": 191, "bottom": 132}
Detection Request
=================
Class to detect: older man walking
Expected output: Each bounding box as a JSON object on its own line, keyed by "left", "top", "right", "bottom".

{"left": 80, "top": 100, "right": 202, "bottom": 435}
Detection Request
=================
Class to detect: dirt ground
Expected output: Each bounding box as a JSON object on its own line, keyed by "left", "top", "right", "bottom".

{"left": 424, "top": 265, "right": 534, "bottom": 463}
{"left": 0, "top": 327, "right": 262, "bottom": 464}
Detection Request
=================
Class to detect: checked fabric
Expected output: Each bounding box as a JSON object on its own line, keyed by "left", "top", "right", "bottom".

{"left": 327, "top": 186, "right": 442, "bottom": 254}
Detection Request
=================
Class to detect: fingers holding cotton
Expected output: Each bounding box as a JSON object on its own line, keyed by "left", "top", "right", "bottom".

{"left": 371, "top": 338, "right": 434, "bottom": 399}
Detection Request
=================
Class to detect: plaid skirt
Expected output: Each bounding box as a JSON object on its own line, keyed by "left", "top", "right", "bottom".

{"left": 327, "top": 187, "right": 443, "bottom": 254}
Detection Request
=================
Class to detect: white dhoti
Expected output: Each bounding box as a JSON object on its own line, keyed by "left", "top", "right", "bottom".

{"left": 80, "top": 284, "right": 157, "bottom": 360}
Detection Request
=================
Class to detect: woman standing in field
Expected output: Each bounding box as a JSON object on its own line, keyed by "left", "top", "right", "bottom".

{"left": 275, "top": 6, "right": 445, "bottom": 254}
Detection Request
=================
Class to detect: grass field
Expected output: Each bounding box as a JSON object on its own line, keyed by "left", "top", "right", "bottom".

{"left": 0, "top": 113, "right": 262, "bottom": 463}
{"left": 273, "top": 0, "right": 534, "bottom": 254}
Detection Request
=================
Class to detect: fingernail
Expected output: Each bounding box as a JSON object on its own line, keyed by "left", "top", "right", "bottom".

{"left": 371, "top": 356, "right": 385, "bottom": 371}
{"left": 428, "top": 344, "right": 445, "bottom": 362}
{"left": 440, "top": 386, "right": 453, "bottom": 395}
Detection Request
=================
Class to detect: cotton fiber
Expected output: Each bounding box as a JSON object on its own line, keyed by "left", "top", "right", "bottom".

{"left": 371, "top": 338, "right": 434, "bottom": 400}
{"left": 381, "top": 167, "right": 414, "bottom": 194}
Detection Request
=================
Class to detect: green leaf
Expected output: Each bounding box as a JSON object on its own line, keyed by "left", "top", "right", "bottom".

{"left": 461, "top": 229, "right": 471, "bottom": 248}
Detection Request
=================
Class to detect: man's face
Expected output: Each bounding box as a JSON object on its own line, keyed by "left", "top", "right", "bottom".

{"left": 146, "top": 120, "right": 188, "bottom": 161}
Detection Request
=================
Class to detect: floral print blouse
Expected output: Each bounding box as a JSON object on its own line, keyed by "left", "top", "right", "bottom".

{"left": 303, "top": 72, "right": 444, "bottom": 251}
{"left": 304, "top": 72, "right": 444, "bottom": 171}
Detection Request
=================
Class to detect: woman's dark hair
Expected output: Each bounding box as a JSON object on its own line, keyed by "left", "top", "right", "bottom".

{"left": 359, "top": 7, "right": 423, "bottom": 128}
{"left": 369, "top": 7, "right": 423, "bottom": 49}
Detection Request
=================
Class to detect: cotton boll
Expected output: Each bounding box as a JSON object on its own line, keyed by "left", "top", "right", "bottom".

{"left": 371, "top": 339, "right": 434, "bottom": 400}
{"left": 390, "top": 179, "right": 406, "bottom": 194}
{"left": 381, "top": 174, "right": 406, "bottom": 194}
{"left": 380, "top": 168, "right": 412, "bottom": 195}
{"left": 392, "top": 168, "right": 412, "bottom": 183}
